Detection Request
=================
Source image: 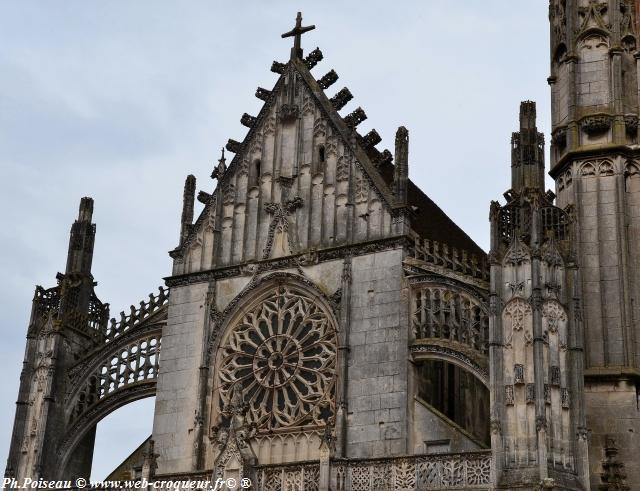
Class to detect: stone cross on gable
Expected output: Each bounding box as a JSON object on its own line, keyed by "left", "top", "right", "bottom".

{"left": 281, "top": 12, "right": 315, "bottom": 60}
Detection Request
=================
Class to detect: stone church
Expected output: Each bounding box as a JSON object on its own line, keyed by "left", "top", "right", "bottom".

{"left": 6, "top": 3, "right": 640, "bottom": 490}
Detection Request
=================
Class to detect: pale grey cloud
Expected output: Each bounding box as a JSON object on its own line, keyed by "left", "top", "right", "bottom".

{"left": 0, "top": 1, "right": 550, "bottom": 479}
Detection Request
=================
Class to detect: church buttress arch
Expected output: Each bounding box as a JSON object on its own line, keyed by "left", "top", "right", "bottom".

{"left": 56, "top": 289, "right": 168, "bottom": 478}
{"left": 408, "top": 278, "right": 491, "bottom": 452}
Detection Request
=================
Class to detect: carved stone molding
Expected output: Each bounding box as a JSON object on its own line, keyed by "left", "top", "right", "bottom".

{"left": 624, "top": 114, "right": 638, "bottom": 133}
{"left": 580, "top": 115, "right": 612, "bottom": 134}
{"left": 410, "top": 342, "right": 489, "bottom": 387}
{"left": 166, "top": 237, "right": 409, "bottom": 288}
{"left": 278, "top": 104, "right": 299, "bottom": 123}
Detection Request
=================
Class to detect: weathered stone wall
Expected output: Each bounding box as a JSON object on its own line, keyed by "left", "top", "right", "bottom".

{"left": 345, "top": 248, "right": 408, "bottom": 458}
{"left": 155, "top": 246, "right": 412, "bottom": 471}
{"left": 152, "top": 282, "right": 209, "bottom": 473}
{"left": 584, "top": 379, "right": 640, "bottom": 489}
{"left": 412, "top": 400, "right": 483, "bottom": 454}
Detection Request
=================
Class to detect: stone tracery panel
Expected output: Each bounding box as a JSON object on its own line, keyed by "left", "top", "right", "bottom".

{"left": 67, "top": 333, "right": 161, "bottom": 424}
{"left": 412, "top": 285, "right": 489, "bottom": 355}
{"left": 331, "top": 452, "right": 491, "bottom": 491}
{"left": 215, "top": 283, "right": 338, "bottom": 433}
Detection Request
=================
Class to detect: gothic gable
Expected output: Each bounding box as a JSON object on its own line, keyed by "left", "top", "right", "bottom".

{"left": 173, "top": 57, "right": 399, "bottom": 274}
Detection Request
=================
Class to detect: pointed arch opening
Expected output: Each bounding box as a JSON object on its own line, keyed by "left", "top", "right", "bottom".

{"left": 416, "top": 359, "right": 490, "bottom": 448}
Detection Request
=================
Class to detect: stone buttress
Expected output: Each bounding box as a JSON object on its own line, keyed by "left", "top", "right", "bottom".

{"left": 489, "top": 102, "right": 589, "bottom": 490}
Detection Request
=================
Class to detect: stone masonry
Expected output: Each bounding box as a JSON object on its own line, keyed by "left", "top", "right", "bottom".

{"left": 5, "top": 7, "right": 640, "bottom": 491}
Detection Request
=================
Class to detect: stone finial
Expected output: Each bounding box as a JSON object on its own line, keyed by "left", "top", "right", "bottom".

{"left": 211, "top": 148, "right": 226, "bottom": 180}
{"left": 65, "top": 197, "right": 96, "bottom": 275}
{"left": 511, "top": 100, "right": 545, "bottom": 192}
{"left": 78, "top": 197, "right": 94, "bottom": 222}
{"left": 393, "top": 126, "right": 409, "bottom": 206}
{"left": 180, "top": 175, "right": 196, "bottom": 244}
{"left": 520, "top": 100, "right": 537, "bottom": 130}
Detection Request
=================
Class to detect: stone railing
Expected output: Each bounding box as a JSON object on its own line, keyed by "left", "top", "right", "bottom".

{"left": 332, "top": 451, "right": 492, "bottom": 491}
{"left": 256, "top": 462, "right": 320, "bottom": 491}
{"left": 412, "top": 238, "right": 489, "bottom": 282}
{"left": 104, "top": 287, "right": 169, "bottom": 341}
{"left": 252, "top": 451, "right": 492, "bottom": 491}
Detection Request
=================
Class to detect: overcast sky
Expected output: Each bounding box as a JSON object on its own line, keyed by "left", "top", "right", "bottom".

{"left": 0, "top": 1, "right": 551, "bottom": 480}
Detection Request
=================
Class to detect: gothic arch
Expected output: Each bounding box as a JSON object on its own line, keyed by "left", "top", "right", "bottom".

{"left": 598, "top": 160, "right": 614, "bottom": 176}
{"left": 56, "top": 290, "right": 168, "bottom": 477}
{"left": 577, "top": 31, "right": 610, "bottom": 49}
{"left": 625, "top": 160, "right": 640, "bottom": 177}
{"left": 409, "top": 278, "right": 489, "bottom": 387}
{"left": 580, "top": 161, "right": 597, "bottom": 176}
{"left": 564, "top": 168, "right": 573, "bottom": 188}
{"left": 553, "top": 42, "right": 567, "bottom": 64}
{"left": 410, "top": 341, "right": 489, "bottom": 389}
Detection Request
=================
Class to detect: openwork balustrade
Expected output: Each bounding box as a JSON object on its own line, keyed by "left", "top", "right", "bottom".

{"left": 64, "top": 287, "right": 169, "bottom": 429}
{"left": 104, "top": 286, "right": 169, "bottom": 341}
{"left": 256, "top": 463, "right": 320, "bottom": 491}
{"left": 412, "top": 238, "right": 489, "bottom": 281}
{"left": 412, "top": 286, "right": 489, "bottom": 355}
{"left": 333, "top": 452, "right": 492, "bottom": 491}
{"left": 251, "top": 452, "right": 492, "bottom": 491}
{"left": 33, "top": 285, "right": 109, "bottom": 334}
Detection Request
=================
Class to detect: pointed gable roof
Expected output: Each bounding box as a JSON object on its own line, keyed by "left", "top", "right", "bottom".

{"left": 172, "top": 20, "right": 485, "bottom": 260}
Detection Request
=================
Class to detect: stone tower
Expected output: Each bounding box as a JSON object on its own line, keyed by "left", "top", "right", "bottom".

{"left": 5, "top": 198, "right": 110, "bottom": 480}
{"left": 549, "top": 0, "right": 640, "bottom": 488}
{"left": 490, "top": 102, "right": 589, "bottom": 490}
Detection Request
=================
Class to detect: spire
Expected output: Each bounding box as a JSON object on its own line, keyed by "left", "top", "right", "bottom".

{"left": 511, "top": 101, "right": 545, "bottom": 193}
{"left": 281, "top": 12, "right": 315, "bottom": 60}
{"left": 393, "top": 126, "right": 409, "bottom": 206}
{"left": 65, "top": 197, "right": 96, "bottom": 275}
{"left": 180, "top": 175, "right": 196, "bottom": 243}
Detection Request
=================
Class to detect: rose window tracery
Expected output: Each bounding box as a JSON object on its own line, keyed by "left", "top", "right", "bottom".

{"left": 216, "top": 284, "right": 337, "bottom": 432}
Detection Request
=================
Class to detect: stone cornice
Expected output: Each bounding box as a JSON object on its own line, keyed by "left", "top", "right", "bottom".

{"left": 550, "top": 144, "right": 640, "bottom": 177}
{"left": 584, "top": 366, "right": 640, "bottom": 383}
{"left": 164, "top": 236, "right": 410, "bottom": 287}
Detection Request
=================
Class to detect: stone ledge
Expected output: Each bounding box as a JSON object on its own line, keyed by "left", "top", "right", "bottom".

{"left": 584, "top": 366, "right": 640, "bottom": 383}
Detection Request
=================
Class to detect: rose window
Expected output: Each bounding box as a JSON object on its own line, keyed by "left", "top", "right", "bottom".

{"left": 216, "top": 284, "right": 337, "bottom": 431}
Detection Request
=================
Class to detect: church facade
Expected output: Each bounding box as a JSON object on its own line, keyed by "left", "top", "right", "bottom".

{"left": 5, "top": 3, "right": 640, "bottom": 490}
